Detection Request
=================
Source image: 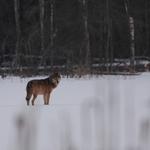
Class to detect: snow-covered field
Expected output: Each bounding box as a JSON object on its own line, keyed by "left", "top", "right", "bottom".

{"left": 0, "top": 73, "right": 150, "bottom": 150}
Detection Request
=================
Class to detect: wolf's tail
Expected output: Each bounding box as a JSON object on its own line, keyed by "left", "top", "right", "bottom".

{"left": 26, "top": 81, "right": 33, "bottom": 101}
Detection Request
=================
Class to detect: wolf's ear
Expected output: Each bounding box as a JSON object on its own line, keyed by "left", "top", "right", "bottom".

{"left": 54, "top": 72, "right": 60, "bottom": 75}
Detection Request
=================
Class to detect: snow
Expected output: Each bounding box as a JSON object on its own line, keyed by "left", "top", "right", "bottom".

{"left": 0, "top": 74, "right": 150, "bottom": 150}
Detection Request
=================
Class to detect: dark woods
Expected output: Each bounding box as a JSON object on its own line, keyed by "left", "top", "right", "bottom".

{"left": 0, "top": 0, "right": 150, "bottom": 77}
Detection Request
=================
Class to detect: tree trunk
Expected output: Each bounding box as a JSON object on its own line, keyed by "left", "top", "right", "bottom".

{"left": 110, "top": 20, "right": 113, "bottom": 72}
{"left": 106, "top": 0, "right": 110, "bottom": 73}
{"left": 39, "top": 0, "right": 45, "bottom": 73}
{"left": 39, "top": 0, "right": 44, "bottom": 52}
{"left": 145, "top": 0, "right": 149, "bottom": 54}
{"left": 83, "top": 0, "right": 91, "bottom": 74}
{"left": 124, "top": 0, "right": 135, "bottom": 73}
{"left": 14, "top": 0, "right": 21, "bottom": 67}
{"left": 130, "top": 17, "right": 135, "bottom": 73}
{"left": 50, "top": 0, "right": 54, "bottom": 70}
{"left": 98, "top": 0, "right": 104, "bottom": 74}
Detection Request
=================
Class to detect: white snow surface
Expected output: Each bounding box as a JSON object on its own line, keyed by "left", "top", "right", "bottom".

{"left": 0, "top": 73, "right": 150, "bottom": 150}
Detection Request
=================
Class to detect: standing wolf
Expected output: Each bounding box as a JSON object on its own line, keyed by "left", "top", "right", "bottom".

{"left": 25, "top": 72, "right": 61, "bottom": 105}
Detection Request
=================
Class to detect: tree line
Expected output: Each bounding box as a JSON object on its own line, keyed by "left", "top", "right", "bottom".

{"left": 0, "top": 0, "right": 150, "bottom": 77}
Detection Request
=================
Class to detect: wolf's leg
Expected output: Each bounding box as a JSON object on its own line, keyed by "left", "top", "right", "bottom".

{"left": 31, "top": 94, "right": 37, "bottom": 106}
{"left": 26, "top": 93, "right": 32, "bottom": 105}
{"left": 27, "top": 100, "right": 30, "bottom": 105}
{"left": 43, "top": 94, "right": 47, "bottom": 105}
{"left": 47, "top": 94, "right": 50, "bottom": 105}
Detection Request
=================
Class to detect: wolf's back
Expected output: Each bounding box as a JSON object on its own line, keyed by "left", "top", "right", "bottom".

{"left": 26, "top": 81, "right": 33, "bottom": 101}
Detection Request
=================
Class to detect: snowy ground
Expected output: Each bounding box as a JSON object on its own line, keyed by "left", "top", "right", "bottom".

{"left": 0, "top": 73, "right": 150, "bottom": 150}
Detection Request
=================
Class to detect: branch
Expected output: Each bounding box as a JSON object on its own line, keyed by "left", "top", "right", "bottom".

{"left": 134, "top": 56, "right": 150, "bottom": 60}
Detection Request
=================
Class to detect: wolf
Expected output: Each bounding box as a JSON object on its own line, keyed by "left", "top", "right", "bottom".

{"left": 25, "top": 72, "right": 61, "bottom": 105}
{"left": 145, "top": 63, "right": 150, "bottom": 71}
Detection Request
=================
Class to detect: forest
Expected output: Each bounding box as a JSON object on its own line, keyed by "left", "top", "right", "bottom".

{"left": 0, "top": 0, "right": 150, "bottom": 77}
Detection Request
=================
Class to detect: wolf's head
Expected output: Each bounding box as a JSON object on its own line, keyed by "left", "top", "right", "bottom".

{"left": 49, "top": 72, "right": 61, "bottom": 87}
